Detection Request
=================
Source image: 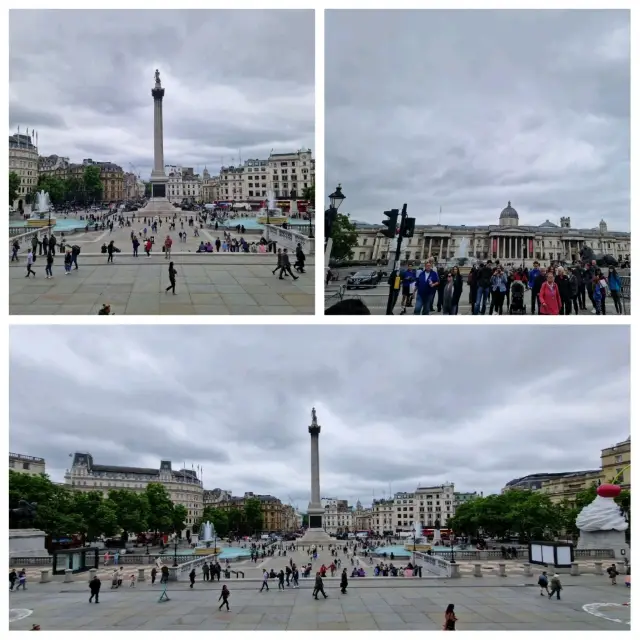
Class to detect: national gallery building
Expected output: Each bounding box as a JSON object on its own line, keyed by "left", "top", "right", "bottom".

{"left": 351, "top": 202, "right": 630, "bottom": 268}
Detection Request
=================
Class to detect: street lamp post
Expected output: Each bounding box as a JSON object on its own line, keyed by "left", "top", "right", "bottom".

{"left": 325, "top": 184, "right": 345, "bottom": 270}
{"left": 449, "top": 532, "right": 456, "bottom": 564}
{"left": 173, "top": 538, "right": 179, "bottom": 567}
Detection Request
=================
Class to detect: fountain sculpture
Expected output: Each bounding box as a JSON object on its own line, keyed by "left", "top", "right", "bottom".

{"left": 257, "top": 190, "right": 287, "bottom": 225}
{"left": 27, "top": 191, "right": 56, "bottom": 228}
{"left": 194, "top": 520, "right": 220, "bottom": 556}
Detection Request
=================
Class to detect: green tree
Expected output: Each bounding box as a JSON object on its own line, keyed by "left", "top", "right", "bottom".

{"left": 171, "top": 504, "right": 188, "bottom": 535}
{"left": 302, "top": 184, "right": 315, "bottom": 207}
{"left": 244, "top": 497, "right": 264, "bottom": 534}
{"left": 65, "top": 176, "right": 85, "bottom": 204}
{"left": 144, "top": 483, "right": 174, "bottom": 534}
{"left": 197, "top": 507, "right": 229, "bottom": 538}
{"left": 329, "top": 213, "right": 359, "bottom": 262}
{"left": 73, "top": 491, "right": 119, "bottom": 542}
{"left": 83, "top": 165, "right": 103, "bottom": 203}
{"left": 108, "top": 489, "right": 149, "bottom": 538}
{"left": 9, "top": 172, "right": 21, "bottom": 204}
{"left": 36, "top": 175, "right": 67, "bottom": 207}
{"left": 302, "top": 514, "right": 309, "bottom": 527}
{"left": 227, "top": 508, "right": 245, "bottom": 535}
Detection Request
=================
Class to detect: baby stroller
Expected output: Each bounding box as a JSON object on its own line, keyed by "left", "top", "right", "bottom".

{"left": 509, "top": 281, "right": 527, "bottom": 314}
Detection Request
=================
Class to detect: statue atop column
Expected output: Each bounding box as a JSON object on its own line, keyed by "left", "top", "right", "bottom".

{"left": 155, "top": 69, "right": 161, "bottom": 86}
{"left": 311, "top": 407, "right": 317, "bottom": 426}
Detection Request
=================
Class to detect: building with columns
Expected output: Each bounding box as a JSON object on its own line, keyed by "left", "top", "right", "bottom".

{"left": 166, "top": 165, "right": 202, "bottom": 203}
{"left": 9, "top": 132, "right": 39, "bottom": 210}
{"left": 350, "top": 202, "right": 630, "bottom": 267}
{"left": 64, "top": 453, "right": 204, "bottom": 532}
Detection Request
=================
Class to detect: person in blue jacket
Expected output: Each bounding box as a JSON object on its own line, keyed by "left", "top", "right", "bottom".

{"left": 528, "top": 261, "right": 541, "bottom": 312}
{"left": 607, "top": 267, "right": 622, "bottom": 314}
{"left": 400, "top": 266, "right": 417, "bottom": 315}
{"left": 414, "top": 261, "right": 439, "bottom": 315}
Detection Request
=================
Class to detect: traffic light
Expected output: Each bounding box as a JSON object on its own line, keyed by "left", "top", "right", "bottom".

{"left": 381, "top": 209, "right": 399, "bottom": 238}
{"left": 325, "top": 207, "right": 337, "bottom": 239}
{"left": 401, "top": 217, "right": 416, "bottom": 238}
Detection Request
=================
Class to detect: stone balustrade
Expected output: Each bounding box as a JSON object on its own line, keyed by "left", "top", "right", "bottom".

{"left": 263, "top": 224, "right": 314, "bottom": 255}
{"left": 412, "top": 551, "right": 454, "bottom": 577}
{"left": 172, "top": 554, "right": 218, "bottom": 582}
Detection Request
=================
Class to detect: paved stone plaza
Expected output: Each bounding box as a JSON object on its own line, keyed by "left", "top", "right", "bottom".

{"left": 8, "top": 575, "right": 630, "bottom": 630}
{"left": 9, "top": 544, "right": 630, "bottom": 630}
{"left": 10, "top": 222, "right": 314, "bottom": 315}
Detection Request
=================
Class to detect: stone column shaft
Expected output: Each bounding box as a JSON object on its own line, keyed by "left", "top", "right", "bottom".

{"left": 154, "top": 98, "right": 164, "bottom": 172}
{"left": 310, "top": 434, "right": 321, "bottom": 505}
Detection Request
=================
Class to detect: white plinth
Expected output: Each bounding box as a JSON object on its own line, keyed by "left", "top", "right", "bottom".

{"left": 10, "top": 529, "right": 48, "bottom": 558}
{"left": 577, "top": 530, "right": 630, "bottom": 559}
{"left": 300, "top": 528, "right": 333, "bottom": 544}
{"left": 143, "top": 198, "right": 176, "bottom": 215}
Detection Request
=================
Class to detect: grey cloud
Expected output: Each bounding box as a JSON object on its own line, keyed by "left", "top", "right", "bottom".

{"left": 9, "top": 9, "right": 314, "bottom": 176}
{"left": 10, "top": 325, "right": 629, "bottom": 505}
{"left": 326, "top": 9, "right": 630, "bottom": 231}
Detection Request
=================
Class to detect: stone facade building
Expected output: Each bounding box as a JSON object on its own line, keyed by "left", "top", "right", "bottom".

{"left": 350, "top": 202, "right": 630, "bottom": 268}
{"left": 212, "top": 149, "right": 315, "bottom": 204}
{"left": 9, "top": 132, "right": 39, "bottom": 210}
{"left": 9, "top": 452, "right": 46, "bottom": 476}
{"left": 64, "top": 453, "right": 203, "bottom": 531}
{"left": 216, "top": 492, "right": 285, "bottom": 533}
{"left": 166, "top": 165, "right": 202, "bottom": 203}
{"left": 601, "top": 437, "right": 631, "bottom": 489}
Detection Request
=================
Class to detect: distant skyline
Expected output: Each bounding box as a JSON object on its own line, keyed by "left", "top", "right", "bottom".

{"left": 9, "top": 325, "right": 629, "bottom": 505}
{"left": 9, "top": 9, "right": 314, "bottom": 179}
{"left": 326, "top": 10, "right": 630, "bottom": 231}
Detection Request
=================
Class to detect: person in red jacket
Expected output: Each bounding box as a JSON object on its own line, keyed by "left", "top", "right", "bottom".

{"left": 538, "top": 271, "right": 560, "bottom": 315}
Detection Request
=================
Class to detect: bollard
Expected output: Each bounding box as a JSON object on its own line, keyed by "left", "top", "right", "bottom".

{"left": 594, "top": 561, "right": 603, "bottom": 575}
{"left": 138, "top": 568, "right": 146, "bottom": 582}
{"left": 498, "top": 563, "right": 507, "bottom": 577}
{"left": 40, "top": 569, "right": 51, "bottom": 583}
{"left": 473, "top": 563, "right": 482, "bottom": 577}
{"left": 89, "top": 568, "right": 97, "bottom": 580}
{"left": 570, "top": 562, "right": 580, "bottom": 576}
{"left": 64, "top": 569, "right": 74, "bottom": 583}
{"left": 450, "top": 564, "right": 461, "bottom": 579}
{"left": 523, "top": 563, "right": 533, "bottom": 577}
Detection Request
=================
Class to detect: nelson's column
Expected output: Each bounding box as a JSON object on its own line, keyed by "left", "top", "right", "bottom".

{"left": 300, "top": 407, "right": 332, "bottom": 543}
{"left": 145, "top": 69, "right": 173, "bottom": 214}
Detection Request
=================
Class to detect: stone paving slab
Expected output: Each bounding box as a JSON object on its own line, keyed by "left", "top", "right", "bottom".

{"left": 8, "top": 577, "right": 630, "bottom": 630}
{"left": 10, "top": 257, "right": 315, "bottom": 316}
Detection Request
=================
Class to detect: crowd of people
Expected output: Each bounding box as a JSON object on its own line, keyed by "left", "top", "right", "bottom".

{"left": 327, "top": 258, "right": 627, "bottom": 316}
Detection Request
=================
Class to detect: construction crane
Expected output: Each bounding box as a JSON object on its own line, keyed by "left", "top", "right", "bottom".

{"left": 128, "top": 162, "right": 141, "bottom": 179}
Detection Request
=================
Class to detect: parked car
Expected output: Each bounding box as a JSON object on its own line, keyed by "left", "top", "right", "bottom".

{"left": 346, "top": 270, "right": 381, "bottom": 289}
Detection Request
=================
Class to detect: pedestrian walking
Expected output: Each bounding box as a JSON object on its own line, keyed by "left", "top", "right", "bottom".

{"left": 279, "top": 248, "right": 298, "bottom": 280}
{"left": 294, "top": 243, "right": 306, "bottom": 273}
{"left": 189, "top": 567, "right": 196, "bottom": 588}
{"left": 313, "top": 572, "right": 328, "bottom": 599}
{"left": 25, "top": 250, "right": 36, "bottom": 277}
{"left": 45, "top": 251, "right": 54, "bottom": 278}
{"left": 202, "top": 562, "right": 210, "bottom": 582}
{"left": 548, "top": 573, "right": 562, "bottom": 600}
{"left": 537, "top": 571, "right": 550, "bottom": 596}
{"left": 218, "top": 584, "right": 230, "bottom": 611}
{"left": 607, "top": 564, "right": 619, "bottom": 585}
{"left": 340, "top": 568, "right": 348, "bottom": 594}
{"left": 165, "top": 261, "right": 177, "bottom": 294}
{"left": 9, "top": 568, "right": 17, "bottom": 591}
{"left": 71, "top": 244, "right": 80, "bottom": 269}
{"left": 164, "top": 235, "right": 172, "bottom": 259}
{"left": 443, "top": 604, "right": 457, "bottom": 630}
{"left": 151, "top": 567, "right": 157, "bottom": 585}
{"left": 278, "top": 569, "right": 285, "bottom": 590}
{"left": 16, "top": 569, "right": 27, "bottom": 591}
{"left": 273, "top": 248, "right": 284, "bottom": 275}
{"left": 259, "top": 570, "right": 269, "bottom": 592}
{"left": 11, "top": 240, "right": 20, "bottom": 261}
{"left": 64, "top": 250, "right": 73, "bottom": 274}
{"left": 89, "top": 575, "right": 101, "bottom": 603}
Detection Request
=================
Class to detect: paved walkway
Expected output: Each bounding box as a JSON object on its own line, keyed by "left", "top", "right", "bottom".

{"left": 10, "top": 254, "right": 314, "bottom": 315}
{"left": 8, "top": 575, "right": 630, "bottom": 630}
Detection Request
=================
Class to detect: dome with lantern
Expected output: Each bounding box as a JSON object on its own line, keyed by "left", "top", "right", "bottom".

{"left": 499, "top": 201, "right": 519, "bottom": 227}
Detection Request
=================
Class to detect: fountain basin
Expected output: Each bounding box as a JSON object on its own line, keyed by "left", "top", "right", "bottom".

{"left": 26, "top": 217, "right": 57, "bottom": 228}
{"left": 257, "top": 215, "right": 288, "bottom": 225}
{"left": 193, "top": 546, "right": 221, "bottom": 556}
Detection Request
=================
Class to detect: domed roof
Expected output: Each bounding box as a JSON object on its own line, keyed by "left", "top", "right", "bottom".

{"left": 500, "top": 201, "right": 519, "bottom": 219}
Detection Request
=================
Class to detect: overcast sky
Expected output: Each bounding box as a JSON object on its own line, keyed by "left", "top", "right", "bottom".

{"left": 326, "top": 10, "right": 630, "bottom": 231}
{"left": 10, "top": 326, "right": 629, "bottom": 508}
{"left": 9, "top": 9, "right": 314, "bottom": 178}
